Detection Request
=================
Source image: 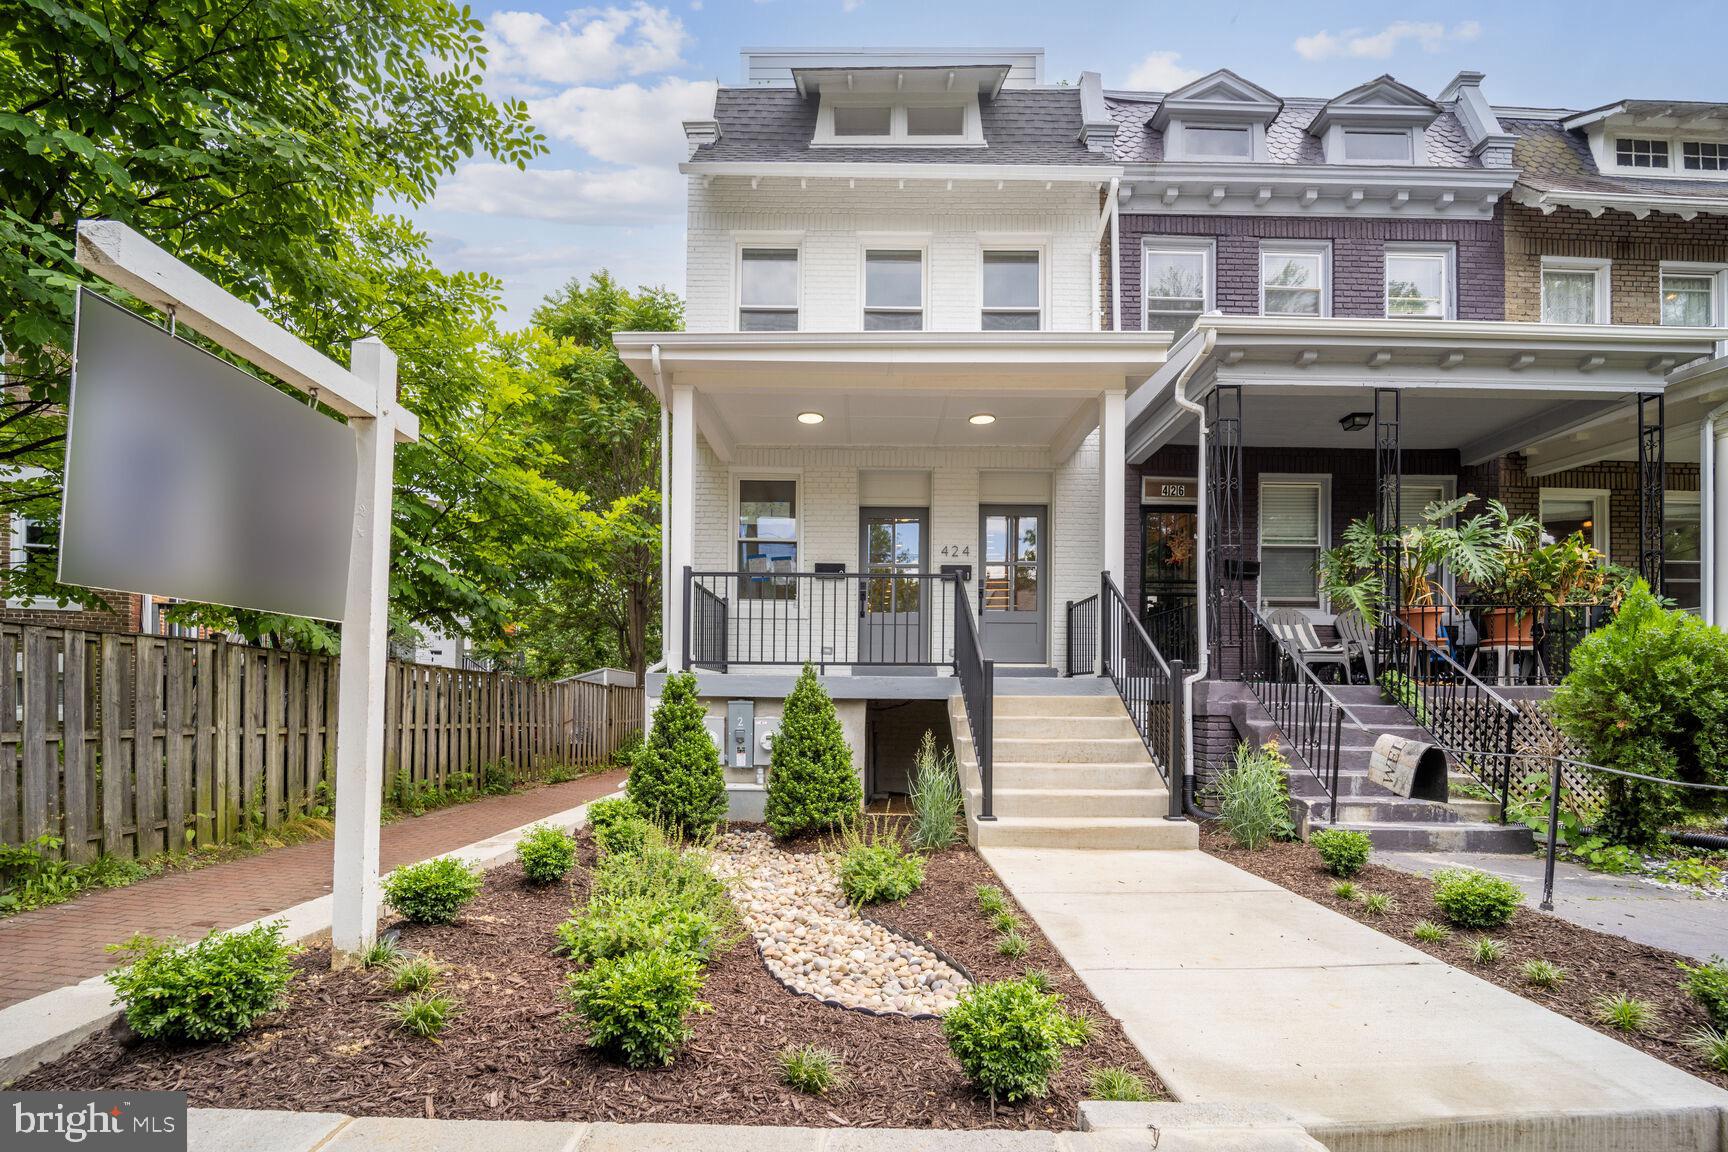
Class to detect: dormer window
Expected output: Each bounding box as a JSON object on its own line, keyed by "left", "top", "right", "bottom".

{"left": 907, "top": 105, "right": 965, "bottom": 137}
{"left": 815, "top": 96, "right": 982, "bottom": 147}
{"left": 1184, "top": 125, "right": 1251, "bottom": 159}
{"left": 1342, "top": 128, "right": 1414, "bottom": 163}
{"left": 833, "top": 105, "right": 891, "bottom": 137}
{"left": 1684, "top": 142, "right": 1728, "bottom": 172}
{"left": 1311, "top": 76, "right": 1439, "bottom": 167}
{"left": 1616, "top": 137, "right": 1668, "bottom": 168}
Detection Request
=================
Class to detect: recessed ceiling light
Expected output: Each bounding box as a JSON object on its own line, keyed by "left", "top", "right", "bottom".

{"left": 797, "top": 412, "right": 824, "bottom": 425}
{"left": 969, "top": 413, "right": 996, "bottom": 425}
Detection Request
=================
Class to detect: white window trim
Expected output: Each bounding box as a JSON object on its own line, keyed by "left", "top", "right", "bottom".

{"left": 1384, "top": 243, "right": 1456, "bottom": 320}
{"left": 731, "top": 470, "right": 804, "bottom": 603}
{"left": 978, "top": 241, "right": 1047, "bottom": 332}
{"left": 1400, "top": 475, "right": 1457, "bottom": 599}
{"left": 858, "top": 241, "right": 929, "bottom": 331}
{"left": 4, "top": 464, "right": 82, "bottom": 611}
{"left": 1322, "top": 123, "right": 1427, "bottom": 166}
{"left": 734, "top": 237, "right": 803, "bottom": 333}
{"left": 1258, "top": 241, "right": 1331, "bottom": 318}
{"left": 1168, "top": 121, "right": 1262, "bottom": 162}
{"left": 1258, "top": 473, "right": 1330, "bottom": 613}
{"left": 1658, "top": 261, "right": 1728, "bottom": 327}
{"left": 1140, "top": 236, "right": 1215, "bottom": 333}
{"left": 1540, "top": 256, "right": 1612, "bottom": 325}
{"left": 1539, "top": 487, "right": 1611, "bottom": 556}
{"left": 813, "top": 93, "right": 983, "bottom": 148}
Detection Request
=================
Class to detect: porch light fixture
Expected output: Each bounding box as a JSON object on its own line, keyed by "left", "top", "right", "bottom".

{"left": 797, "top": 412, "right": 824, "bottom": 425}
{"left": 969, "top": 413, "right": 996, "bottom": 425}
{"left": 1339, "top": 411, "right": 1373, "bottom": 432}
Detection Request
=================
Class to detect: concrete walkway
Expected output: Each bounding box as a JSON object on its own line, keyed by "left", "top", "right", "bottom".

{"left": 1382, "top": 849, "right": 1728, "bottom": 963}
{"left": 983, "top": 846, "right": 1728, "bottom": 1152}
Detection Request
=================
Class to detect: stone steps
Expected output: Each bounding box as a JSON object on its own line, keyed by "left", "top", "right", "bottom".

{"left": 969, "top": 814, "right": 1197, "bottom": 851}
{"left": 993, "top": 735, "right": 1150, "bottom": 764}
{"left": 992, "top": 714, "right": 1140, "bottom": 740}
{"left": 986, "top": 786, "right": 1171, "bottom": 818}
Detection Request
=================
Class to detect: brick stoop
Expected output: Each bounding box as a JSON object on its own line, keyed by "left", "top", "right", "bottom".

{"left": 1230, "top": 685, "right": 1534, "bottom": 854}
{"left": 949, "top": 692, "right": 1198, "bottom": 850}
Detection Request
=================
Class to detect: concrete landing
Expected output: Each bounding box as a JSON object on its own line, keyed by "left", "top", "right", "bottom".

{"left": 983, "top": 846, "right": 1728, "bottom": 1152}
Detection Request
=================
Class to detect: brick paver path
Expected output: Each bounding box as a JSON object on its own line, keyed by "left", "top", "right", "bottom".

{"left": 0, "top": 768, "right": 626, "bottom": 1009}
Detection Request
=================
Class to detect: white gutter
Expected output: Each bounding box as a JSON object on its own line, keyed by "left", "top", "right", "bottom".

{"left": 1167, "top": 328, "right": 1217, "bottom": 792}
{"left": 653, "top": 344, "right": 670, "bottom": 669}
{"left": 1705, "top": 398, "right": 1728, "bottom": 626}
{"left": 1110, "top": 179, "right": 1122, "bottom": 333}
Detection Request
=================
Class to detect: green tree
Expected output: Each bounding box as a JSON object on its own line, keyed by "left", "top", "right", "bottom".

{"left": 765, "top": 665, "right": 862, "bottom": 838}
{"left": 627, "top": 671, "right": 726, "bottom": 836}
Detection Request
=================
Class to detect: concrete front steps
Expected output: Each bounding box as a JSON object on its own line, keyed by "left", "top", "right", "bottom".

{"left": 1236, "top": 684, "right": 1533, "bottom": 854}
{"left": 949, "top": 692, "right": 1198, "bottom": 851}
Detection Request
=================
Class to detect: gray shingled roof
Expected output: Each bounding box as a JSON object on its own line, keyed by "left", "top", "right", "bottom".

{"left": 1506, "top": 117, "right": 1728, "bottom": 200}
{"left": 1105, "top": 94, "right": 1479, "bottom": 167}
{"left": 692, "top": 87, "right": 1113, "bottom": 165}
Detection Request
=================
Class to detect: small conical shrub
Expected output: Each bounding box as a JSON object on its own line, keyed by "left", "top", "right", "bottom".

{"left": 765, "top": 664, "right": 861, "bottom": 838}
{"left": 628, "top": 671, "right": 726, "bottom": 836}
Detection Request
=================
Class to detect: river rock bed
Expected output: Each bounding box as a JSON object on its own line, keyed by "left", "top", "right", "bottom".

{"left": 710, "top": 829, "right": 968, "bottom": 1015}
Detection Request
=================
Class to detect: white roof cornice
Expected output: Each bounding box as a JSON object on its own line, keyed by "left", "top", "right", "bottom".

{"left": 679, "top": 161, "right": 1121, "bottom": 183}
{"left": 1118, "top": 163, "right": 1515, "bottom": 218}
{"left": 1511, "top": 181, "right": 1728, "bottom": 221}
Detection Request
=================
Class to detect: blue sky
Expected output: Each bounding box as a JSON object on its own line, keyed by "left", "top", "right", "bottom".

{"left": 412, "top": 0, "right": 1728, "bottom": 327}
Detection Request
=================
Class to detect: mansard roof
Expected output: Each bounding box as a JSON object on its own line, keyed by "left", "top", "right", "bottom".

{"left": 1107, "top": 93, "right": 1477, "bottom": 166}
{"left": 1147, "top": 69, "right": 1282, "bottom": 131}
{"left": 1505, "top": 116, "right": 1728, "bottom": 209}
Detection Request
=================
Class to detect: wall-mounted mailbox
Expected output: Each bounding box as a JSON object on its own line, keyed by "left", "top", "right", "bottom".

{"left": 726, "top": 699, "right": 754, "bottom": 770}
{"left": 940, "top": 563, "right": 972, "bottom": 582}
{"left": 815, "top": 562, "right": 846, "bottom": 578}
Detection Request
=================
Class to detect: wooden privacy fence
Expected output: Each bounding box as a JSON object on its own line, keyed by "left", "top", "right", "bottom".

{"left": 0, "top": 624, "right": 643, "bottom": 864}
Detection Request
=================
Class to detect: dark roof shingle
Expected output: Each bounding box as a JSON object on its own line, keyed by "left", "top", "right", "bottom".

{"left": 1506, "top": 117, "right": 1728, "bottom": 200}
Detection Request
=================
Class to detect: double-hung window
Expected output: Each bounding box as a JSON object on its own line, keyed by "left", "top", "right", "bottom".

{"left": 1665, "top": 494, "right": 1702, "bottom": 611}
{"left": 1541, "top": 259, "right": 1610, "bottom": 324}
{"left": 737, "top": 478, "right": 798, "bottom": 600}
{"left": 1660, "top": 266, "right": 1720, "bottom": 326}
{"left": 981, "top": 250, "right": 1041, "bottom": 330}
{"left": 1142, "top": 240, "right": 1211, "bottom": 340}
{"left": 738, "top": 248, "right": 799, "bottom": 331}
{"left": 1260, "top": 245, "right": 1326, "bottom": 317}
{"left": 864, "top": 250, "right": 923, "bottom": 330}
{"left": 1259, "top": 479, "right": 1326, "bottom": 609}
{"left": 1385, "top": 248, "right": 1452, "bottom": 319}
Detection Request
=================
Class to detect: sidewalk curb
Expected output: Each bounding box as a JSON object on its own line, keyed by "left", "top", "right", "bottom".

{"left": 0, "top": 793, "right": 618, "bottom": 1085}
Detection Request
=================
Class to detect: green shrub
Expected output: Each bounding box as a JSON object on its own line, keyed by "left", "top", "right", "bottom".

{"left": 1678, "top": 956, "right": 1728, "bottom": 1027}
{"left": 517, "top": 824, "right": 577, "bottom": 884}
{"left": 1522, "top": 959, "right": 1567, "bottom": 988}
{"left": 105, "top": 922, "right": 298, "bottom": 1042}
{"left": 836, "top": 836, "right": 924, "bottom": 905}
{"left": 594, "top": 815, "right": 652, "bottom": 857}
{"left": 778, "top": 1044, "right": 842, "bottom": 1094}
{"left": 906, "top": 730, "right": 963, "bottom": 851}
{"left": 566, "top": 946, "right": 710, "bottom": 1068}
{"left": 382, "top": 857, "right": 483, "bottom": 924}
{"left": 0, "top": 835, "right": 148, "bottom": 915}
{"left": 943, "top": 977, "right": 1089, "bottom": 1104}
{"left": 1412, "top": 920, "right": 1452, "bottom": 943}
{"left": 1469, "top": 937, "right": 1505, "bottom": 965}
{"left": 1311, "top": 827, "right": 1373, "bottom": 878}
{"left": 390, "top": 955, "right": 440, "bottom": 993}
{"left": 996, "top": 929, "right": 1030, "bottom": 959}
{"left": 1087, "top": 1066, "right": 1153, "bottom": 1102}
{"left": 586, "top": 796, "right": 641, "bottom": 834}
{"left": 627, "top": 672, "right": 727, "bottom": 837}
{"left": 589, "top": 838, "right": 730, "bottom": 917}
{"left": 976, "top": 885, "right": 1010, "bottom": 918}
{"left": 393, "top": 992, "right": 456, "bottom": 1038}
{"left": 1687, "top": 1024, "right": 1728, "bottom": 1073}
{"left": 1593, "top": 993, "right": 1660, "bottom": 1034}
{"left": 1207, "top": 742, "right": 1296, "bottom": 850}
{"left": 765, "top": 665, "right": 863, "bottom": 838}
{"left": 558, "top": 894, "right": 732, "bottom": 966}
{"left": 1431, "top": 868, "right": 1523, "bottom": 929}
{"left": 1549, "top": 583, "right": 1728, "bottom": 849}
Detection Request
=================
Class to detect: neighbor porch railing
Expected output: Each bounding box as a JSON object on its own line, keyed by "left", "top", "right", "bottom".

{"left": 1445, "top": 602, "right": 1613, "bottom": 685}
{"left": 1064, "top": 593, "right": 1098, "bottom": 677}
{"left": 1100, "top": 574, "right": 1184, "bottom": 818}
{"left": 1236, "top": 598, "right": 1368, "bottom": 821}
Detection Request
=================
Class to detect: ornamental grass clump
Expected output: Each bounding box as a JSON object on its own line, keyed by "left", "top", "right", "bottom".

{"left": 766, "top": 664, "right": 863, "bottom": 838}
{"left": 1688, "top": 1024, "right": 1728, "bottom": 1073}
{"left": 1208, "top": 742, "right": 1295, "bottom": 849}
{"left": 1087, "top": 1066, "right": 1153, "bottom": 1103}
{"left": 1469, "top": 937, "right": 1505, "bottom": 966}
{"left": 105, "top": 922, "right": 298, "bottom": 1043}
{"left": 906, "top": 730, "right": 963, "bottom": 851}
{"left": 516, "top": 824, "right": 577, "bottom": 884}
{"left": 1431, "top": 868, "right": 1523, "bottom": 929}
{"left": 1311, "top": 827, "right": 1373, "bottom": 878}
{"left": 943, "top": 977, "right": 1090, "bottom": 1108}
{"left": 1523, "top": 958, "right": 1567, "bottom": 988}
{"left": 976, "top": 885, "right": 1011, "bottom": 918}
{"left": 1592, "top": 993, "right": 1661, "bottom": 1034}
{"left": 565, "top": 945, "right": 711, "bottom": 1068}
{"left": 627, "top": 672, "right": 727, "bottom": 837}
{"left": 381, "top": 857, "right": 482, "bottom": 924}
{"left": 1412, "top": 920, "right": 1452, "bottom": 943}
{"left": 778, "top": 1044, "right": 843, "bottom": 1094}
{"left": 390, "top": 955, "right": 440, "bottom": 994}
{"left": 392, "top": 992, "right": 457, "bottom": 1039}
{"left": 836, "top": 829, "right": 925, "bottom": 905}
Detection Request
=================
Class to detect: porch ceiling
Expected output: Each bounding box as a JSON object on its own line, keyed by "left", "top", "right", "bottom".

{"left": 696, "top": 386, "right": 1096, "bottom": 450}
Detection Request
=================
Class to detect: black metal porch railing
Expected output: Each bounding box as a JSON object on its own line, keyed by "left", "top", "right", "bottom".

{"left": 1236, "top": 598, "right": 1367, "bottom": 820}
{"left": 1143, "top": 591, "right": 1200, "bottom": 670}
{"left": 1447, "top": 603, "right": 1613, "bottom": 685}
{"left": 1064, "top": 593, "right": 1098, "bottom": 677}
{"left": 1100, "top": 574, "right": 1184, "bottom": 818}
{"left": 683, "top": 569, "right": 959, "bottom": 671}
{"left": 1379, "top": 612, "right": 1519, "bottom": 819}
{"left": 952, "top": 585, "right": 995, "bottom": 821}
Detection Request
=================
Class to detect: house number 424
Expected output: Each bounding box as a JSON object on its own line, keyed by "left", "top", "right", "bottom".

{"left": 938, "top": 544, "right": 971, "bottom": 557}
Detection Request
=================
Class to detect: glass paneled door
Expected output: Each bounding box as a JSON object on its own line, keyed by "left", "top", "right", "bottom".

{"left": 1142, "top": 506, "right": 1199, "bottom": 666}
{"left": 860, "top": 509, "right": 931, "bottom": 673}
{"left": 980, "top": 506, "right": 1046, "bottom": 664}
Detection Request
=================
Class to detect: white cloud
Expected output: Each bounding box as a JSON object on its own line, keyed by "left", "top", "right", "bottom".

{"left": 433, "top": 163, "right": 685, "bottom": 225}
{"left": 1293, "top": 20, "right": 1482, "bottom": 62}
{"left": 842, "top": 0, "right": 863, "bottom": 10}
{"left": 485, "top": 4, "right": 690, "bottom": 88}
{"left": 527, "top": 77, "right": 717, "bottom": 167}
{"left": 1125, "top": 51, "right": 1202, "bottom": 91}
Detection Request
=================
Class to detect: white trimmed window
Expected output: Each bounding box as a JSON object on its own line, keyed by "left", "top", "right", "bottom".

{"left": 1683, "top": 141, "right": 1728, "bottom": 172}
{"left": 1665, "top": 493, "right": 1702, "bottom": 612}
{"left": 981, "top": 250, "right": 1041, "bottom": 331}
{"left": 1184, "top": 124, "right": 1251, "bottom": 158}
{"left": 1342, "top": 127, "right": 1414, "bottom": 163}
{"left": 1660, "top": 264, "right": 1724, "bottom": 326}
{"left": 1385, "top": 247, "right": 1453, "bottom": 319}
{"left": 1539, "top": 489, "right": 1609, "bottom": 555}
{"left": 737, "top": 477, "right": 799, "bottom": 600}
{"left": 1259, "top": 478, "right": 1327, "bottom": 609}
{"left": 816, "top": 96, "right": 980, "bottom": 147}
{"left": 1260, "top": 244, "right": 1327, "bottom": 317}
{"left": 1615, "top": 137, "right": 1669, "bottom": 168}
{"left": 1142, "top": 239, "right": 1212, "bottom": 339}
{"left": 1541, "top": 258, "right": 1610, "bottom": 324}
{"left": 863, "top": 250, "right": 923, "bottom": 331}
{"left": 738, "top": 248, "right": 799, "bottom": 331}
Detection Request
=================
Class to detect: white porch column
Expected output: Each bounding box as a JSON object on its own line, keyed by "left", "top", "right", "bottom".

{"left": 667, "top": 383, "right": 697, "bottom": 670}
{"left": 1715, "top": 419, "right": 1728, "bottom": 626}
{"left": 1099, "top": 388, "right": 1126, "bottom": 587}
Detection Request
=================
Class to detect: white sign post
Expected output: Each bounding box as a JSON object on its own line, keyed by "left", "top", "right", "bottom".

{"left": 73, "top": 220, "right": 417, "bottom": 962}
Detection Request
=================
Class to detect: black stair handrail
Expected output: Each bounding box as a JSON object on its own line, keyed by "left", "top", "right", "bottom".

{"left": 1100, "top": 573, "right": 1184, "bottom": 819}
{"left": 952, "top": 583, "right": 995, "bottom": 821}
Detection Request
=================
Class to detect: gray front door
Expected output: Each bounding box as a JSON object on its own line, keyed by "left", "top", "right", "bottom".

{"left": 980, "top": 505, "right": 1047, "bottom": 664}
{"left": 859, "top": 508, "right": 931, "bottom": 672}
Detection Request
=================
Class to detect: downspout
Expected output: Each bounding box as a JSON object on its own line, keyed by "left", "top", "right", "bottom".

{"left": 650, "top": 344, "right": 669, "bottom": 675}
{"left": 1705, "top": 397, "right": 1728, "bottom": 627}
{"left": 1168, "top": 328, "right": 1217, "bottom": 816}
{"left": 1110, "top": 180, "right": 1122, "bottom": 333}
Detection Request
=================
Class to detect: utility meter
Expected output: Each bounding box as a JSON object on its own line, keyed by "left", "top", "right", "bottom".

{"left": 726, "top": 700, "right": 754, "bottom": 770}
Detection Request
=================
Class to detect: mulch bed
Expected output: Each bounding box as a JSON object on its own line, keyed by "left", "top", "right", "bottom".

{"left": 16, "top": 827, "right": 1160, "bottom": 1128}
{"left": 1200, "top": 824, "right": 1728, "bottom": 1090}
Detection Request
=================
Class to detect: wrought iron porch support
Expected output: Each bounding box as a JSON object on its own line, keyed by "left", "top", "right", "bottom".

{"left": 1637, "top": 392, "right": 1665, "bottom": 594}
{"left": 1205, "top": 385, "right": 1244, "bottom": 677}
{"left": 1373, "top": 389, "right": 1402, "bottom": 666}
